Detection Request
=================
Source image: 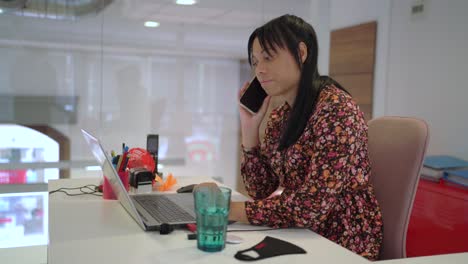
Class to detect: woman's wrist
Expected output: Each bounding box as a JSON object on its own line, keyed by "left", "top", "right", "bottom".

{"left": 241, "top": 128, "right": 259, "bottom": 149}
{"left": 229, "top": 201, "right": 249, "bottom": 223}
{"left": 241, "top": 144, "right": 258, "bottom": 152}
{"left": 241, "top": 136, "right": 259, "bottom": 150}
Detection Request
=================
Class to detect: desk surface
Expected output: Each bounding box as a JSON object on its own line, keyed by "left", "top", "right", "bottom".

{"left": 47, "top": 177, "right": 467, "bottom": 264}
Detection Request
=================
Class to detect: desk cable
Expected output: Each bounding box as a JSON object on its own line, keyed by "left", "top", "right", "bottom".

{"left": 187, "top": 226, "right": 309, "bottom": 240}
{"left": 49, "top": 184, "right": 102, "bottom": 197}
{"left": 228, "top": 227, "right": 310, "bottom": 233}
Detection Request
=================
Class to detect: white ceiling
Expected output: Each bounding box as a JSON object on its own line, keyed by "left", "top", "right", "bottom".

{"left": 117, "top": 0, "right": 311, "bottom": 27}
{"left": 0, "top": 0, "right": 315, "bottom": 58}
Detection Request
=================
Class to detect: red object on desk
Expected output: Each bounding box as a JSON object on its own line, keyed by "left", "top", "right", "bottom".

{"left": 102, "top": 171, "right": 130, "bottom": 200}
{"left": 126, "top": 148, "right": 155, "bottom": 173}
{"left": 406, "top": 179, "right": 468, "bottom": 257}
{"left": 186, "top": 223, "right": 196, "bottom": 233}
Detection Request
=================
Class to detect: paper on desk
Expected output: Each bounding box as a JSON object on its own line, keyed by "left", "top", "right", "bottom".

{"left": 154, "top": 173, "right": 177, "bottom": 191}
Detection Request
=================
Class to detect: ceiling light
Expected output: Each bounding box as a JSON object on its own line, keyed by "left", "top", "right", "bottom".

{"left": 144, "top": 21, "right": 160, "bottom": 28}
{"left": 0, "top": 9, "right": 4, "bottom": 14}
{"left": 176, "top": 0, "right": 197, "bottom": 5}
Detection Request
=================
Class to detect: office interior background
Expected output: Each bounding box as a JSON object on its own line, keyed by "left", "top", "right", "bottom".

{"left": 0, "top": 0, "right": 467, "bottom": 257}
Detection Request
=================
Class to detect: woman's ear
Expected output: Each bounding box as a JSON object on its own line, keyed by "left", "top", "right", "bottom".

{"left": 298, "top": 42, "right": 308, "bottom": 63}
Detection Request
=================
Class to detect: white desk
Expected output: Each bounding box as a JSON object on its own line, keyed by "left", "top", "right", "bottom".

{"left": 48, "top": 177, "right": 467, "bottom": 264}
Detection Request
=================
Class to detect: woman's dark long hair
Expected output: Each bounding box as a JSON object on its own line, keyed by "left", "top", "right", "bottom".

{"left": 248, "top": 14, "right": 348, "bottom": 151}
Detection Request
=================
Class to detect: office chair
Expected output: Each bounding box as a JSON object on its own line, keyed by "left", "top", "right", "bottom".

{"left": 367, "top": 116, "right": 429, "bottom": 260}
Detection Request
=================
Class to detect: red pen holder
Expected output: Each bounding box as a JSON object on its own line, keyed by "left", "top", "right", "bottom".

{"left": 103, "top": 171, "right": 129, "bottom": 200}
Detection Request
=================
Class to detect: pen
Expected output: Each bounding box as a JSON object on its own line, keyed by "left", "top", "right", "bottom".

{"left": 116, "top": 155, "right": 124, "bottom": 172}
{"left": 112, "top": 155, "right": 120, "bottom": 168}
{"left": 118, "top": 151, "right": 129, "bottom": 172}
{"left": 122, "top": 155, "right": 130, "bottom": 171}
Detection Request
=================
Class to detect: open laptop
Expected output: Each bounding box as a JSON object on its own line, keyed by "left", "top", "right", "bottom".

{"left": 81, "top": 129, "right": 196, "bottom": 231}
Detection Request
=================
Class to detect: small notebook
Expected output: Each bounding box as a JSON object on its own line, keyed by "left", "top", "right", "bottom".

{"left": 443, "top": 170, "right": 468, "bottom": 187}
{"left": 423, "top": 155, "right": 468, "bottom": 170}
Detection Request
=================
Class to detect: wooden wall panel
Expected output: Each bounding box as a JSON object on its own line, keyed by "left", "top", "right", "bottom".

{"left": 358, "top": 104, "right": 373, "bottom": 121}
{"left": 333, "top": 73, "right": 373, "bottom": 105}
{"left": 329, "top": 22, "right": 377, "bottom": 75}
{"left": 329, "top": 21, "right": 377, "bottom": 121}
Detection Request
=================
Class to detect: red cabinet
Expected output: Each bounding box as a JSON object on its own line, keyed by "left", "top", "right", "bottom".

{"left": 407, "top": 179, "right": 468, "bottom": 257}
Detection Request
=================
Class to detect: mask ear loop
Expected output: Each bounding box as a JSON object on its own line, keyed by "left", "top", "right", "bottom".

{"left": 234, "top": 241, "right": 266, "bottom": 261}
{"left": 234, "top": 249, "right": 261, "bottom": 261}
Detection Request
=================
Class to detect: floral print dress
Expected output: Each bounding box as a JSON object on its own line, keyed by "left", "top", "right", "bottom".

{"left": 241, "top": 85, "right": 383, "bottom": 260}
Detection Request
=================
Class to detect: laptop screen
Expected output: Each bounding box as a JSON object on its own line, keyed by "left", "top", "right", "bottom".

{"left": 81, "top": 129, "right": 145, "bottom": 230}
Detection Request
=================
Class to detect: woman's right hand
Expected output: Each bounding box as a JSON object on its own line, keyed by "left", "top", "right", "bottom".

{"left": 238, "top": 81, "right": 271, "bottom": 149}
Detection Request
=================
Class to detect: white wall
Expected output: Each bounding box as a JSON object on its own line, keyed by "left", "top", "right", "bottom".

{"left": 386, "top": 0, "right": 468, "bottom": 159}
{"left": 331, "top": 0, "right": 468, "bottom": 160}
{"left": 308, "top": 0, "right": 331, "bottom": 75}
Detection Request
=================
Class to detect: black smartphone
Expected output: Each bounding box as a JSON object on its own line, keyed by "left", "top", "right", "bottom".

{"left": 239, "top": 77, "right": 267, "bottom": 114}
{"left": 146, "top": 134, "right": 159, "bottom": 173}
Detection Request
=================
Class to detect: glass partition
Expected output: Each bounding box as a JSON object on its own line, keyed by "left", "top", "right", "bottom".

{"left": 0, "top": 0, "right": 324, "bottom": 262}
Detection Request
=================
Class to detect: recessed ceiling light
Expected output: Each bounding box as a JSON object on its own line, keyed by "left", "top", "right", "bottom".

{"left": 176, "top": 0, "right": 197, "bottom": 5}
{"left": 0, "top": 9, "right": 4, "bottom": 14}
{"left": 144, "top": 21, "right": 160, "bottom": 28}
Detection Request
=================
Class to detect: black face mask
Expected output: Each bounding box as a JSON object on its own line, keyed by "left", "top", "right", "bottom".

{"left": 234, "top": 236, "right": 306, "bottom": 261}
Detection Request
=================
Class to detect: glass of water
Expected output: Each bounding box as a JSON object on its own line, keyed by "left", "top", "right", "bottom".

{"left": 193, "top": 183, "right": 231, "bottom": 252}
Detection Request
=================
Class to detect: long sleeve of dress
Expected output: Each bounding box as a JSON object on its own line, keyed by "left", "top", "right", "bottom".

{"left": 240, "top": 142, "right": 280, "bottom": 200}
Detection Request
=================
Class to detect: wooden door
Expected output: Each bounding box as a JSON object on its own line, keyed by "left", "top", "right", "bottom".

{"left": 329, "top": 21, "right": 377, "bottom": 121}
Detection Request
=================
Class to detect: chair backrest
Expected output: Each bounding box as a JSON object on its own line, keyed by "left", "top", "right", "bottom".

{"left": 367, "top": 116, "right": 429, "bottom": 260}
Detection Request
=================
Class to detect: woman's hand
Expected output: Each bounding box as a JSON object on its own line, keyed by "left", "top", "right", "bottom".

{"left": 238, "top": 81, "right": 271, "bottom": 149}
{"left": 229, "top": 201, "right": 249, "bottom": 223}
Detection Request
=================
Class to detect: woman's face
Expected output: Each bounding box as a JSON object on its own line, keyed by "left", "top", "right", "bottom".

{"left": 250, "top": 38, "right": 302, "bottom": 99}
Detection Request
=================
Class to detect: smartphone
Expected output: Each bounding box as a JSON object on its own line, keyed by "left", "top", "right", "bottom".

{"left": 146, "top": 134, "right": 159, "bottom": 173}
{"left": 239, "top": 77, "right": 268, "bottom": 114}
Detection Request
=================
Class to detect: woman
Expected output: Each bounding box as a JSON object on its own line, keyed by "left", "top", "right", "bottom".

{"left": 228, "top": 14, "right": 383, "bottom": 260}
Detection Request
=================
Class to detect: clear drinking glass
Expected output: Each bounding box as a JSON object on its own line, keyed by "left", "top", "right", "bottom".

{"left": 193, "top": 185, "right": 231, "bottom": 252}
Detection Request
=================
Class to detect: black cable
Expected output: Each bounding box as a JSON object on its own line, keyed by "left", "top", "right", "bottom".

{"left": 228, "top": 228, "right": 277, "bottom": 232}
{"left": 188, "top": 227, "right": 310, "bottom": 240}
{"left": 227, "top": 227, "right": 310, "bottom": 232}
{"left": 49, "top": 184, "right": 102, "bottom": 197}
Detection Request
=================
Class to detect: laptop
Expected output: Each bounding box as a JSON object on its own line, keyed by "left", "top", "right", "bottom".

{"left": 81, "top": 129, "right": 196, "bottom": 231}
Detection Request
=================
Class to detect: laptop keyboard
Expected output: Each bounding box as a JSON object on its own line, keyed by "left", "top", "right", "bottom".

{"left": 133, "top": 195, "right": 195, "bottom": 223}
